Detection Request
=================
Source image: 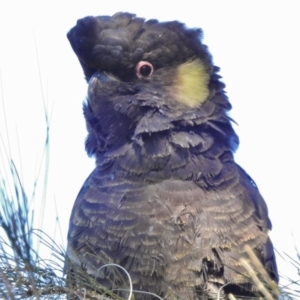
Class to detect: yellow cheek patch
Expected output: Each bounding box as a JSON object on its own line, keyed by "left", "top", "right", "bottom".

{"left": 175, "top": 59, "right": 209, "bottom": 107}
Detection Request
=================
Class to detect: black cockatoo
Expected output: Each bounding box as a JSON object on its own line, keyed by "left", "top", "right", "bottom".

{"left": 66, "top": 12, "right": 278, "bottom": 299}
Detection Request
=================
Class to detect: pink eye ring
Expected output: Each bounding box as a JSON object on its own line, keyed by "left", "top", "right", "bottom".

{"left": 135, "top": 61, "right": 154, "bottom": 78}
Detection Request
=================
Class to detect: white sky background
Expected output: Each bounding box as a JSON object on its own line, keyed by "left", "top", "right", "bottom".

{"left": 0, "top": 0, "right": 299, "bottom": 291}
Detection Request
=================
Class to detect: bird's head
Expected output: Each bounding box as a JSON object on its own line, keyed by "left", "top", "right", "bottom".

{"left": 67, "top": 12, "right": 238, "bottom": 158}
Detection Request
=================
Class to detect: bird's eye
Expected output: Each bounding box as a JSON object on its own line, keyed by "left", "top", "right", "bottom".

{"left": 136, "top": 61, "right": 154, "bottom": 78}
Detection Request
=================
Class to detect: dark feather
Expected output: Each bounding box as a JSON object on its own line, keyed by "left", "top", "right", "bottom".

{"left": 66, "top": 12, "right": 278, "bottom": 299}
